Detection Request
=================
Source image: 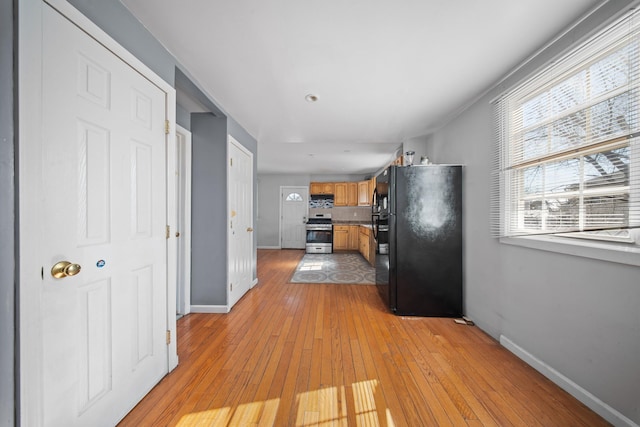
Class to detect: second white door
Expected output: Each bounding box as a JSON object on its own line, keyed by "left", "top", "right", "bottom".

{"left": 228, "top": 136, "right": 254, "bottom": 309}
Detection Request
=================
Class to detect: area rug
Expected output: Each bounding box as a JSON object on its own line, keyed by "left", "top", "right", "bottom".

{"left": 289, "top": 253, "right": 375, "bottom": 284}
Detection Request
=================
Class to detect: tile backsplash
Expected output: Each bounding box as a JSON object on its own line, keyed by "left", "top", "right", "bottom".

{"left": 309, "top": 206, "right": 371, "bottom": 221}
{"left": 309, "top": 195, "right": 334, "bottom": 209}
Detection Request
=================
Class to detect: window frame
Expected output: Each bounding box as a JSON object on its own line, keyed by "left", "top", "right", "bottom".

{"left": 494, "top": 9, "right": 640, "bottom": 252}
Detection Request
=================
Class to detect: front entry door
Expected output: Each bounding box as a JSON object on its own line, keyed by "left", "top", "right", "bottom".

{"left": 21, "top": 3, "right": 169, "bottom": 425}
{"left": 281, "top": 186, "right": 309, "bottom": 249}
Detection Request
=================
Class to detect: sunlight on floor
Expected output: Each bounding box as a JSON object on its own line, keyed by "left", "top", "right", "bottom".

{"left": 295, "top": 380, "right": 394, "bottom": 427}
{"left": 299, "top": 261, "right": 325, "bottom": 271}
{"left": 175, "top": 380, "right": 395, "bottom": 426}
{"left": 176, "top": 398, "right": 280, "bottom": 426}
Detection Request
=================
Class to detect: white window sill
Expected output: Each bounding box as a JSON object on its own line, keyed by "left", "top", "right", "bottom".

{"left": 500, "top": 235, "right": 640, "bottom": 267}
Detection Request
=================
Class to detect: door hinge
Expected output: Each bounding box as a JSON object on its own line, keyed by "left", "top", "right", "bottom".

{"left": 166, "top": 330, "right": 171, "bottom": 345}
{"left": 166, "top": 225, "right": 170, "bottom": 239}
{"left": 230, "top": 283, "right": 233, "bottom": 291}
{"left": 230, "top": 158, "right": 233, "bottom": 167}
{"left": 165, "top": 120, "right": 170, "bottom": 135}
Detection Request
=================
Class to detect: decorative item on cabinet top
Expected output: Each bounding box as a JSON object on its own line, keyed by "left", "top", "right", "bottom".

{"left": 309, "top": 195, "right": 334, "bottom": 209}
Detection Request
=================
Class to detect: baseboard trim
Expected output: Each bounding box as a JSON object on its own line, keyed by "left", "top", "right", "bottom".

{"left": 252, "top": 278, "right": 258, "bottom": 287}
{"left": 190, "top": 305, "right": 229, "bottom": 314}
{"left": 500, "top": 335, "right": 638, "bottom": 427}
{"left": 258, "top": 246, "right": 281, "bottom": 249}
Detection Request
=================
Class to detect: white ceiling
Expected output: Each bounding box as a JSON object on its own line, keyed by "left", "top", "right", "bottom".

{"left": 121, "top": 0, "right": 602, "bottom": 175}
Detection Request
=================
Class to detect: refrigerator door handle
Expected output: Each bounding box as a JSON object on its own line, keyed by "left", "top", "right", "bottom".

{"left": 372, "top": 215, "right": 378, "bottom": 240}
{"left": 371, "top": 187, "right": 378, "bottom": 213}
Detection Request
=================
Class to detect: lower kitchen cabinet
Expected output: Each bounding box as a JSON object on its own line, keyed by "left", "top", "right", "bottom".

{"left": 334, "top": 225, "right": 360, "bottom": 251}
{"left": 358, "top": 226, "right": 376, "bottom": 266}
{"left": 333, "top": 225, "right": 349, "bottom": 250}
{"left": 348, "top": 226, "right": 359, "bottom": 250}
{"left": 359, "top": 226, "right": 370, "bottom": 262}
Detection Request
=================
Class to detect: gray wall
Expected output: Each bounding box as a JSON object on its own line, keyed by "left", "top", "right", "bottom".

{"left": 427, "top": 1, "right": 640, "bottom": 423}
{"left": 1, "top": 0, "right": 14, "bottom": 424}
{"left": 191, "top": 114, "right": 228, "bottom": 305}
{"left": 176, "top": 104, "right": 190, "bottom": 129}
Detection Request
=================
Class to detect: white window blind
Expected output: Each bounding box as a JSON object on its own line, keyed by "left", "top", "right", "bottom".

{"left": 492, "top": 9, "right": 640, "bottom": 241}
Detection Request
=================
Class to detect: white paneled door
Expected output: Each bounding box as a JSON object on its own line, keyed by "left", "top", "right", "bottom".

{"left": 21, "top": 3, "right": 169, "bottom": 425}
{"left": 281, "top": 186, "right": 309, "bottom": 249}
{"left": 228, "top": 136, "right": 254, "bottom": 309}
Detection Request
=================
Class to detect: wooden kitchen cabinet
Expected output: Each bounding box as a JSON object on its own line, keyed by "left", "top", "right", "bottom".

{"left": 334, "top": 183, "right": 347, "bottom": 206}
{"left": 368, "top": 230, "right": 376, "bottom": 267}
{"left": 334, "top": 225, "right": 360, "bottom": 251}
{"left": 358, "top": 225, "right": 375, "bottom": 266}
{"left": 333, "top": 225, "right": 349, "bottom": 250}
{"left": 359, "top": 226, "right": 370, "bottom": 262}
{"left": 347, "top": 183, "right": 358, "bottom": 206}
{"left": 310, "top": 182, "right": 335, "bottom": 195}
{"left": 357, "top": 180, "right": 371, "bottom": 206}
{"left": 348, "top": 226, "right": 359, "bottom": 250}
{"left": 336, "top": 182, "right": 359, "bottom": 207}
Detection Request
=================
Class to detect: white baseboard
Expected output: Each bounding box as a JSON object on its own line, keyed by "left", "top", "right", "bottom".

{"left": 252, "top": 278, "right": 258, "bottom": 287}
{"left": 190, "top": 305, "right": 229, "bottom": 314}
{"left": 258, "top": 245, "right": 281, "bottom": 249}
{"left": 500, "top": 335, "right": 638, "bottom": 427}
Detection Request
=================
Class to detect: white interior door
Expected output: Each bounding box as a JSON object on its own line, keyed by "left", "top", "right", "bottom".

{"left": 175, "top": 125, "right": 192, "bottom": 316}
{"left": 228, "top": 136, "right": 254, "bottom": 309}
{"left": 281, "top": 186, "right": 309, "bottom": 249}
{"left": 20, "top": 3, "right": 169, "bottom": 425}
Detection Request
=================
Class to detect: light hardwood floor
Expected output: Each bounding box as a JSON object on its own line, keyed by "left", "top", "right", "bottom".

{"left": 119, "top": 249, "right": 609, "bottom": 426}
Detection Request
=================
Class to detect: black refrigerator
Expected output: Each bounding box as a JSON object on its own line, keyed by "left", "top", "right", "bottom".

{"left": 373, "top": 165, "right": 462, "bottom": 317}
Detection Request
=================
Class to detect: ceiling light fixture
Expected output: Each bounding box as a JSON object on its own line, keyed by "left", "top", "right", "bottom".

{"left": 305, "top": 94, "right": 319, "bottom": 102}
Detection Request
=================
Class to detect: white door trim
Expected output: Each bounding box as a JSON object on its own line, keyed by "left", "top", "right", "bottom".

{"left": 174, "top": 125, "right": 192, "bottom": 316}
{"left": 18, "top": 0, "right": 177, "bottom": 423}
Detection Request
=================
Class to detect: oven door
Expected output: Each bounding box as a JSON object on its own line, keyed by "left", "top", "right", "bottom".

{"left": 305, "top": 228, "right": 333, "bottom": 253}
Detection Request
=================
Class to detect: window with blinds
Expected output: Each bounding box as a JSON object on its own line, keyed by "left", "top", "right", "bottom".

{"left": 492, "top": 9, "right": 640, "bottom": 242}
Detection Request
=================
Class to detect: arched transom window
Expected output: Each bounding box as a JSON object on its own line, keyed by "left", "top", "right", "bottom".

{"left": 285, "top": 192, "right": 303, "bottom": 202}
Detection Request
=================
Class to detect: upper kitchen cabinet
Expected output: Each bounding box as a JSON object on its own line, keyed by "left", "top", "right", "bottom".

{"left": 310, "top": 182, "right": 335, "bottom": 195}
{"left": 334, "top": 182, "right": 359, "bottom": 206}
{"left": 358, "top": 179, "right": 374, "bottom": 206}
{"left": 334, "top": 183, "right": 347, "bottom": 206}
{"left": 347, "top": 182, "right": 358, "bottom": 206}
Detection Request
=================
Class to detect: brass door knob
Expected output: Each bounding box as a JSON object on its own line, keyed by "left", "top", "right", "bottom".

{"left": 51, "top": 261, "right": 82, "bottom": 279}
{"left": 247, "top": 227, "right": 254, "bottom": 232}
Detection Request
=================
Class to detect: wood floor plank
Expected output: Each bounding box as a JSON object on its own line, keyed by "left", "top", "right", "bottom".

{"left": 119, "top": 249, "right": 610, "bottom": 427}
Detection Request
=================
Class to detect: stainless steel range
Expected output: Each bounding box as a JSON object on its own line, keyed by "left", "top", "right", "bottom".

{"left": 305, "top": 213, "right": 333, "bottom": 254}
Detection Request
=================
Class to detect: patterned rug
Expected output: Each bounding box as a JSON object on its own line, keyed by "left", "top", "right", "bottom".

{"left": 289, "top": 253, "right": 375, "bottom": 284}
